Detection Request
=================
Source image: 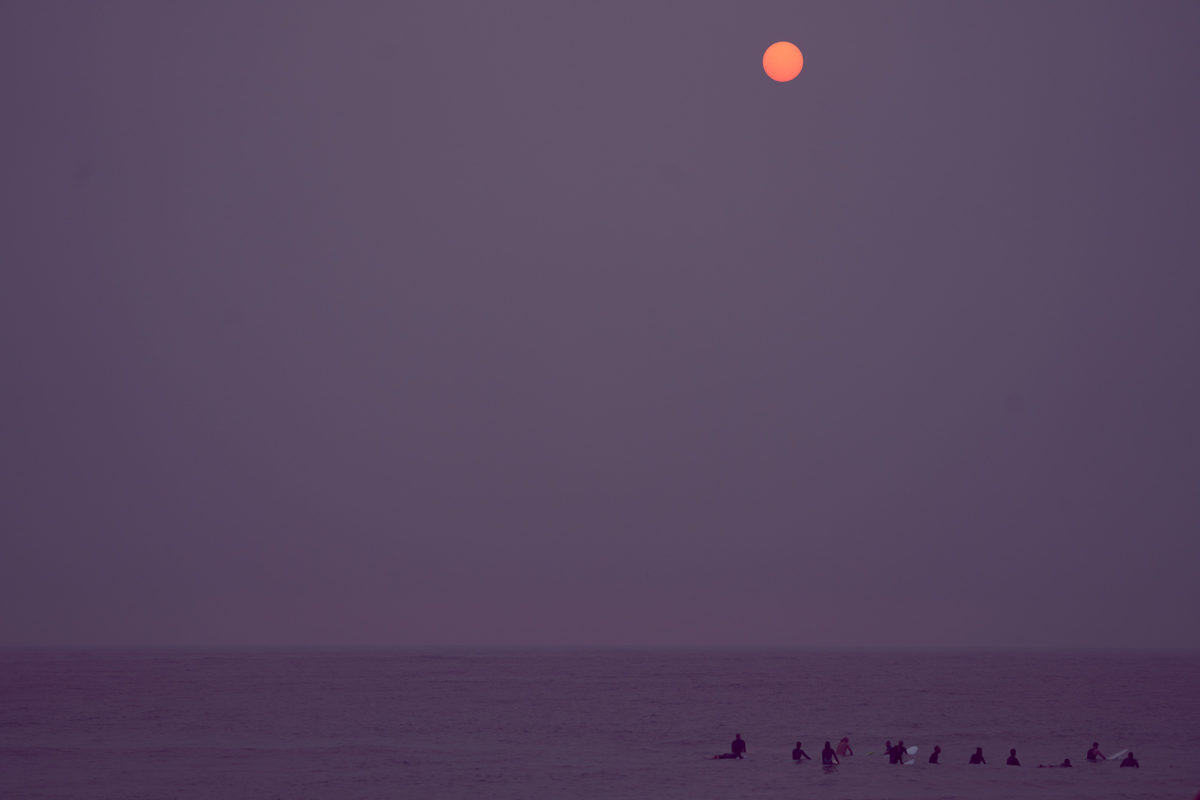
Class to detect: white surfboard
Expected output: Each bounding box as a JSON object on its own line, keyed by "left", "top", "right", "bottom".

{"left": 904, "top": 745, "right": 918, "bottom": 765}
{"left": 1108, "top": 749, "right": 1129, "bottom": 762}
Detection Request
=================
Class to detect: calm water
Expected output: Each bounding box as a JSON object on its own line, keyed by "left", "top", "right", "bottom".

{"left": 1, "top": 648, "right": 1197, "bottom": 799}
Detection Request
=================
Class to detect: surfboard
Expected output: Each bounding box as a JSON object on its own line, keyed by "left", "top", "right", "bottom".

{"left": 1108, "top": 749, "right": 1129, "bottom": 762}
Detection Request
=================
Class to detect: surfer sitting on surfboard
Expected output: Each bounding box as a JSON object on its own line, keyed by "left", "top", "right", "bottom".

{"left": 836, "top": 737, "right": 853, "bottom": 757}
{"left": 821, "top": 741, "right": 840, "bottom": 766}
{"left": 1087, "top": 742, "right": 1106, "bottom": 761}
{"left": 969, "top": 747, "right": 986, "bottom": 764}
{"left": 792, "top": 742, "right": 811, "bottom": 761}
{"left": 928, "top": 745, "right": 941, "bottom": 763}
{"left": 1120, "top": 752, "right": 1139, "bottom": 768}
{"left": 730, "top": 734, "right": 746, "bottom": 759}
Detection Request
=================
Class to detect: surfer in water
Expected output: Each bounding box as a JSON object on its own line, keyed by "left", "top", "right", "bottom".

{"left": 731, "top": 733, "right": 746, "bottom": 759}
{"left": 1120, "top": 752, "right": 1139, "bottom": 768}
{"left": 1087, "top": 742, "right": 1106, "bottom": 761}
{"left": 836, "top": 737, "right": 853, "bottom": 757}
{"left": 792, "top": 741, "right": 811, "bottom": 761}
{"left": 1007, "top": 748, "right": 1021, "bottom": 766}
{"left": 712, "top": 733, "right": 746, "bottom": 759}
{"left": 969, "top": 747, "right": 986, "bottom": 765}
{"left": 821, "top": 741, "right": 840, "bottom": 766}
{"left": 1038, "top": 758, "right": 1072, "bottom": 768}
{"left": 889, "top": 741, "right": 908, "bottom": 764}
{"left": 928, "top": 745, "right": 941, "bottom": 764}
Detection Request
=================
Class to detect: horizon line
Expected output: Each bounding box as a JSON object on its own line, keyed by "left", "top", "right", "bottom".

{"left": 3, "top": 642, "right": 1198, "bottom": 654}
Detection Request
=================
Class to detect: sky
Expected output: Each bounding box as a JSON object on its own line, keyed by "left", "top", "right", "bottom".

{"left": 2, "top": 1, "right": 1198, "bottom": 649}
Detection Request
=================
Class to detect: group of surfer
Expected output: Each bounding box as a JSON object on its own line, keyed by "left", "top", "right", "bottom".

{"left": 1026, "top": 742, "right": 1139, "bottom": 768}
{"left": 715, "top": 735, "right": 1140, "bottom": 768}
{"left": 1078, "top": 742, "right": 1140, "bottom": 768}
{"left": 716, "top": 734, "right": 853, "bottom": 764}
{"left": 789, "top": 738, "right": 849, "bottom": 766}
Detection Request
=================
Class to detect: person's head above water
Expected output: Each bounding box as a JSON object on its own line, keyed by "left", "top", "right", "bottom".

{"left": 1010, "top": 749, "right": 1017, "bottom": 756}
{"left": 824, "top": 741, "right": 831, "bottom": 748}
{"left": 1092, "top": 742, "right": 1098, "bottom": 748}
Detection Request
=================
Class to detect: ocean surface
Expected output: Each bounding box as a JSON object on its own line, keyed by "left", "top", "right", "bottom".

{"left": 1, "top": 648, "right": 1197, "bottom": 800}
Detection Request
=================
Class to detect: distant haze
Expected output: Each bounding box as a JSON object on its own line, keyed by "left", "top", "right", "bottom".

{"left": 2, "top": 1, "right": 1198, "bottom": 648}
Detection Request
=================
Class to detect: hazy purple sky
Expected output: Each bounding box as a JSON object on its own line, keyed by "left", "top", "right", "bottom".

{"left": 3, "top": 1, "right": 1199, "bottom": 649}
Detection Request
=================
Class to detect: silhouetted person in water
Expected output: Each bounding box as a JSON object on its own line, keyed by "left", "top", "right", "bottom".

{"left": 792, "top": 741, "right": 810, "bottom": 761}
{"left": 969, "top": 747, "right": 986, "bottom": 764}
{"left": 731, "top": 734, "right": 746, "bottom": 759}
{"left": 1038, "top": 758, "right": 1072, "bottom": 768}
{"left": 836, "top": 737, "right": 853, "bottom": 757}
{"left": 1007, "top": 748, "right": 1020, "bottom": 766}
{"left": 821, "top": 741, "right": 840, "bottom": 766}
{"left": 1087, "top": 742, "right": 1105, "bottom": 761}
{"left": 889, "top": 740, "right": 908, "bottom": 764}
{"left": 1120, "top": 752, "right": 1139, "bottom": 768}
{"left": 928, "top": 745, "right": 941, "bottom": 764}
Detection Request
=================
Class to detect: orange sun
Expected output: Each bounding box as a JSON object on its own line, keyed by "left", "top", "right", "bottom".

{"left": 763, "top": 41, "right": 803, "bottom": 82}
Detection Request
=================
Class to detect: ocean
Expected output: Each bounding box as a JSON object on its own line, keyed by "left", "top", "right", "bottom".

{"left": 1, "top": 648, "right": 1197, "bottom": 799}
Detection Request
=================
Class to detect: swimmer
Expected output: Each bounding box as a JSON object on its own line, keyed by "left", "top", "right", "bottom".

{"left": 821, "top": 741, "right": 840, "bottom": 766}
{"left": 1120, "top": 752, "right": 1139, "bottom": 768}
{"left": 793, "top": 741, "right": 811, "bottom": 761}
{"left": 1007, "top": 748, "right": 1020, "bottom": 766}
{"left": 1086, "top": 742, "right": 1105, "bottom": 761}
{"left": 889, "top": 740, "right": 907, "bottom": 764}
{"left": 836, "top": 737, "right": 853, "bottom": 757}
{"left": 928, "top": 745, "right": 941, "bottom": 764}
{"left": 1036, "top": 758, "right": 1071, "bottom": 768}
{"left": 969, "top": 747, "right": 986, "bottom": 765}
